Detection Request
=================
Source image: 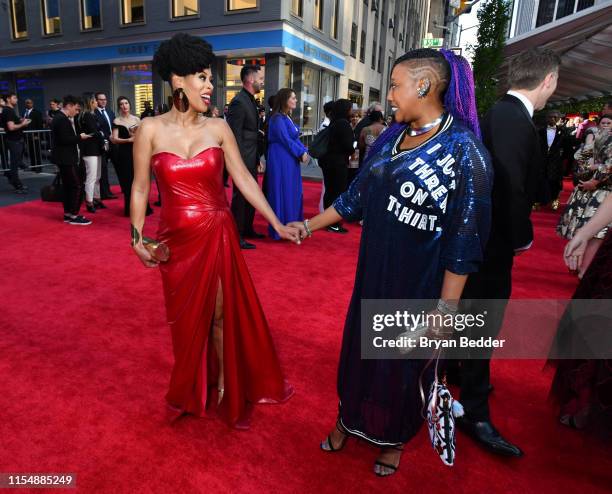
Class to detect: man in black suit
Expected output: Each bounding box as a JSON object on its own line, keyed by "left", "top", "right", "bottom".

{"left": 23, "top": 99, "right": 43, "bottom": 172}
{"left": 456, "top": 48, "right": 561, "bottom": 457}
{"left": 228, "top": 65, "right": 265, "bottom": 249}
{"left": 51, "top": 94, "right": 92, "bottom": 225}
{"left": 94, "top": 92, "right": 117, "bottom": 199}
{"left": 538, "top": 111, "right": 566, "bottom": 210}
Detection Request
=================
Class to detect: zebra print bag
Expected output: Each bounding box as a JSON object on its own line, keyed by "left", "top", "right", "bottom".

{"left": 420, "top": 350, "right": 464, "bottom": 466}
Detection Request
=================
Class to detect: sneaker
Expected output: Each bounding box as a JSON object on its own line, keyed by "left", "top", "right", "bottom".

{"left": 63, "top": 214, "right": 72, "bottom": 223}
{"left": 326, "top": 225, "right": 349, "bottom": 234}
{"left": 68, "top": 215, "right": 92, "bottom": 226}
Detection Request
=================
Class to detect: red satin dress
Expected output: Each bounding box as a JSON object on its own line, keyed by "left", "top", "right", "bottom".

{"left": 151, "top": 147, "right": 293, "bottom": 428}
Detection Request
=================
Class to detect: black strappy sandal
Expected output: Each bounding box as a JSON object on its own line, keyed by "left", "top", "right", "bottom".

{"left": 374, "top": 444, "right": 404, "bottom": 477}
{"left": 320, "top": 421, "right": 349, "bottom": 452}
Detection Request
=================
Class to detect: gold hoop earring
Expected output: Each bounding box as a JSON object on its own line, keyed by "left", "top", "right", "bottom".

{"left": 173, "top": 88, "right": 189, "bottom": 112}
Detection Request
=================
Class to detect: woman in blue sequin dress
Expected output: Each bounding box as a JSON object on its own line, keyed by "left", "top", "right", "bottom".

{"left": 290, "top": 49, "right": 493, "bottom": 476}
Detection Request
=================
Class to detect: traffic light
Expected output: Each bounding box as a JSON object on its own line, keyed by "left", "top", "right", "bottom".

{"left": 454, "top": 0, "right": 472, "bottom": 15}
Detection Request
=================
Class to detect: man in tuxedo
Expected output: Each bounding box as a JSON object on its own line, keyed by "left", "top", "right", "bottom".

{"left": 456, "top": 48, "right": 561, "bottom": 457}
{"left": 51, "top": 94, "right": 92, "bottom": 225}
{"left": 538, "top": 111, "right": 566, "bottom": 209}
{"left": 228, "top": 65, "right": 265, "bottom": 249}
{"left": 94, "top": 92, "right": 117, "bottom": 199}
{"left": 23, "top": 99, "right": 43, "bottom": 172}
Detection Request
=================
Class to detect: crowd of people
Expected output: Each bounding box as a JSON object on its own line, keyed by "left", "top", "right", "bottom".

{"left": 0, "top": 91, "right": 166, "bottom": 224}
{"left": 1, "top": 31, "right": 610, "bottom": 479}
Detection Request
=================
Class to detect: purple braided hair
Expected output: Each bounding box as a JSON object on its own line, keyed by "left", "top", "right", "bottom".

{"left": 440, "top": 49, "right": 480, "bottom": 138}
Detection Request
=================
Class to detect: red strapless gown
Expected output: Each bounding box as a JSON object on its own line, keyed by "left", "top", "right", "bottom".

{"left": 152, "top": 147, "right": 293, "bottom": 428}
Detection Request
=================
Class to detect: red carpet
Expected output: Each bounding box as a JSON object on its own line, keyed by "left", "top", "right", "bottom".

{"left": 0, "top": 179, "right": 609, "bottom": 493}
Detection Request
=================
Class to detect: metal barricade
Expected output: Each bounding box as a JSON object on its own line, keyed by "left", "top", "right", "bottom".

{"left": 0, "top": 129, "right": 54, "bottom": 173}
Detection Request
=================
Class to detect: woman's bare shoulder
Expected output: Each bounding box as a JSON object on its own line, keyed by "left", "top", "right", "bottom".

{"left": 202, "top": 116, "right": 231, "bottom": 140}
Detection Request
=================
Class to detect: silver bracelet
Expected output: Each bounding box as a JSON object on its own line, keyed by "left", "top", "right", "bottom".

{"left": 437, "top": 299, "right": 458, "bottom": 315}
{"left": 303, "top": 219, "right": 313, "bottom": 237}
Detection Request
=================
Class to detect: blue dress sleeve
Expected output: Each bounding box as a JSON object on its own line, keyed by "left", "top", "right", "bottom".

{"left": 271, "top": 115, "right": 307, "bottom": 159}
{"left": 332, "top": 160, "right": 372, "bottom": 222}
{"left": 440, "top": 136, "right": 493, "bottom": 275}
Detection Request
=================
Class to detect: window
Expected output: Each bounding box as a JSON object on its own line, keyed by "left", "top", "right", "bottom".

{"left": 331, "top": 0, "right": 340, "bottom": 38}
{"left": 576, "top": 0, "right": 594, "bottom": 11}
{"left": 291, "top": 0, "right": 303, "bottom": 17}
{"left": 320, "top": 71, "right": 336, "bottom": 118}
{"left": 42, "top": 0, "right": 61, "bottom": 35}
{"left": 121, "top": 0, "right": 145, "bottom": 24}
{"left": 371, "top": 40, "right": 377, "bottom": 69}
{"left": 554, "top": 0, "right": 573, "bottom": 19}
{"left": 173, "top": 0, "right": 198, "bottom": 17}
{"left": 377, "top": 45, "right": 382, "bottom": 73}
{"left": 227, "top": 0, "right": 257, "bottom": 11}
{"left": 81, "top": 0, "right": 102, "bottom": 30}
{"left": 535, "top": 0, "right": 555, "bottom": 27}
{"left": 112, "top": 64, "right": 153, "bottom": 116}
{"left": 224, "top": 58, "right": 266, "bottom": 104}
{"left": 302, "top": 66, "right": 320, "bottom": 131}
{"left": 368, "top": 88, "right": 380, "bottom": 105}
{"left": 314, "top": 0, "right": 324, "bottom": 30}
{"left": 350, "top": 23, "right": 358, "bottom": 58}
{"left": 348, "top": 80, "right": 363, "bottom": 107}
{"left": 10, "top": 0, "right": 28, "bottom": 39}
{"left": 359, "top": 31, "right": 366, "bottom": 63}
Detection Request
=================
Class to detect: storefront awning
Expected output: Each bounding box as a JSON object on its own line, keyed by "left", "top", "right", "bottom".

{"left": 504, "top": 2, "right": 612, "bottom": 103}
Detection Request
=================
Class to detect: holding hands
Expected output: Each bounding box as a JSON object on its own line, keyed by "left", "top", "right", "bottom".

{"left": 276, "top": 224, "right": 303, "bottom": 244}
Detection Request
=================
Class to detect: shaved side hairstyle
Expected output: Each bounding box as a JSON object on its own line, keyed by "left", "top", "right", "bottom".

{"left": 393, "top": 49, "right": 451, "bottom": 98}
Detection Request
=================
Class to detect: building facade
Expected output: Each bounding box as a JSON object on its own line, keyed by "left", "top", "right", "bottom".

{"left": 1, "top": 0, "right": 439, "bottom": 127}
{"left": 504, "top": 0, "right": 611, "bottom": 103}
{"left": 340, "top": 0, "right": 431, "bottom": 113}
{"left": 509, "top": 0, "right": 604, "bottom": 37}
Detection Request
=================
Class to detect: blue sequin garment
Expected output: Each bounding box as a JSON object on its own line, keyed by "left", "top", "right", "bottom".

{"left": 332, "top": 115, "right": 493, "bottom": 445}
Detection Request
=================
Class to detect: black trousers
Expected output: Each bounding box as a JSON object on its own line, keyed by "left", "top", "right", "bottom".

{"left": 6, "top": 139, "right": 25, "bottom": 189}
{"left": 114, "top": 158, "right": 134, "bottom": 217}
{"left": 58, "top": 163, "right": 84, "bottom": 216}
{"left": 231, "top": 162, "right": 258, "bottom": 235}
{"left": 321, "top": 162, "right": 348, "bottom": 210}
{"left": 457, "top": 255, "right": 513, "bottom": 422}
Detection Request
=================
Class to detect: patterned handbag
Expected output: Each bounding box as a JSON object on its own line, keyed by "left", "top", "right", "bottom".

{"left": 420, "top": 351, "right": 464, "bottom": 466}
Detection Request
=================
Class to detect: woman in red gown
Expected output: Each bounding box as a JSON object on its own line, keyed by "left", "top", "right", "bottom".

{"left": 130, "top": 34, "right": 298, "bottom": 428}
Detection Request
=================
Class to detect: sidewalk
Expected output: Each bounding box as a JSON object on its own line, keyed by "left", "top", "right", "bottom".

{"left": 1, "top": 162, "right": 322, "bottom": 208}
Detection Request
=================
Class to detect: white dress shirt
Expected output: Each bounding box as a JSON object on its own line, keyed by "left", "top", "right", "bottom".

{"left": 507, "top": 90, "right": 534, "bottom": 118}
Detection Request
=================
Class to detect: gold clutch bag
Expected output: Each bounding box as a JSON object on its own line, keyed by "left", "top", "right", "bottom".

{"left": 142, "top": 236, "right": 170, "bottom": 263}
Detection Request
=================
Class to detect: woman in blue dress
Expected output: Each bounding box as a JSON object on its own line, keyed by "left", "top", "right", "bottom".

{"left": 290, "top": 49, "right": 493, "bottom": 476}
{"left": 265, "top": 88, "right": 309, "bottom": 239}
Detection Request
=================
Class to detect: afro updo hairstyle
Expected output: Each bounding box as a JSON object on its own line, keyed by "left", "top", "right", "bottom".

{"left": 153, "top": 33, "right": 215, "bottom": 86}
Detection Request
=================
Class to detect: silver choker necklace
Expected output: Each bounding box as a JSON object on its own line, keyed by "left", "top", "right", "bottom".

{"left": 408, "top": 114, "right": 444, "bottom": 136}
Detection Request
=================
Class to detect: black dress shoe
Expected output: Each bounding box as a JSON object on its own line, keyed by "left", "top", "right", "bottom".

{"left": 102, "top": 193, "right": 117, "bottom": 200}
{"left": 243, "top": 231, "right": 265, "bottom": 239}
{"left": 240, "top": 239, "right": 256, "bottom": 250}
{"left": 456, "top": 418, "right": 523, "bottom": 457}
